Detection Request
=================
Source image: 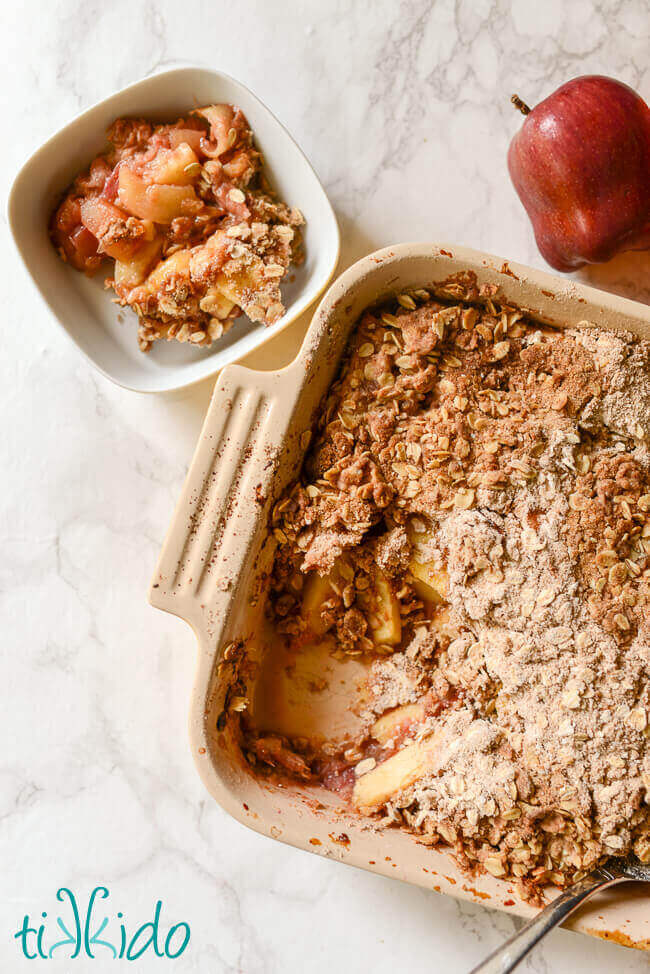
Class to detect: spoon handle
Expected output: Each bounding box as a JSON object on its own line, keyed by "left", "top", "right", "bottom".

{"left": 469, "top": 868, "right": 626, "bottom": 974}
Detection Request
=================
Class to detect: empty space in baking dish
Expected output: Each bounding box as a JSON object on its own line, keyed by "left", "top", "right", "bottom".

{"left": 8, "top": 66, "right": 339, "bottom": 393}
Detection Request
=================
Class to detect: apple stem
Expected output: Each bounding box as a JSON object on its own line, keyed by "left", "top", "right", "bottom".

{"left": 511, "top": 94, "right": 531, "bottom": 116}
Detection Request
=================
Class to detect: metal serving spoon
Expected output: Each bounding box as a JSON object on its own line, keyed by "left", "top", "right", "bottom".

{"left": 470, "top": 856, "right": 649, "bottom": 973}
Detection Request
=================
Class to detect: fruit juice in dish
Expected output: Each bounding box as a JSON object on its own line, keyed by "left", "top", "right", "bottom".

{"left": 238, "top": 279, "right": 650, "bottom": 906}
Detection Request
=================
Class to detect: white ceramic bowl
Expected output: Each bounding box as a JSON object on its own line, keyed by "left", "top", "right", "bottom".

{"left": 8, "top": 67, "right": 340, "bottom": 393}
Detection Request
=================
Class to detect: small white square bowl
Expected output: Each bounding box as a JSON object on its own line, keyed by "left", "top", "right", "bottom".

{"left": 8, "top": 67, "right": 340, "bottom": 393}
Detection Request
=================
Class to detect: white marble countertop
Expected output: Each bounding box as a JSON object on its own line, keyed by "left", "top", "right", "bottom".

{"left": 3, "top": 1, "right": 650, "bottom": 970}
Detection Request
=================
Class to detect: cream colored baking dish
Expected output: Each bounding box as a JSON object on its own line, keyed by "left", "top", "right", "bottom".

{"left": 150, "top": 243, "right": 650, "bottom": 950}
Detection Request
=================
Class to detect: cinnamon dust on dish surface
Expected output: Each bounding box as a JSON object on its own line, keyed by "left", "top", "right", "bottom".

{"left": 242, "top": 276, "right": 650, "bottom": 904}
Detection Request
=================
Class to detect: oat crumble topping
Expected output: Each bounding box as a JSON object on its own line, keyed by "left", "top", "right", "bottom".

{"left": 243, "top": 276, "right": 650, "bottom": 903}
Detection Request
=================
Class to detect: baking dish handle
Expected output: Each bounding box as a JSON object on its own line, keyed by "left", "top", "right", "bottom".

{"left": 148, "top": 362, "right": 298, "bottom": 647}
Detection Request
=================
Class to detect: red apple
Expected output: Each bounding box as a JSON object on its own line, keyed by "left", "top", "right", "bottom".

{"left": 507, "top": 76, "right": 650, "bottom": 271}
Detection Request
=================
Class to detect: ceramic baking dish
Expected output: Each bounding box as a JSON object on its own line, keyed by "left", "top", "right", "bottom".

{"left": 150, "top": 242, "right": 650, "bottom": 949}
{"left": 8, "top": 66, "right": 339, "bottom": 393}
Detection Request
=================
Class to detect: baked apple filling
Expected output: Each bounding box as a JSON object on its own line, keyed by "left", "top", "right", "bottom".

{"left": 237, "top": 276, "right": 650, "bottom": 904}
{"left": 51, "top": 106, "right": 304, "bottom": 351}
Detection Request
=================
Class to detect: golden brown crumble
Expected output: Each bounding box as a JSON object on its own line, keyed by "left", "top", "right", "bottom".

{"left": 242, "top": 277, "right": 650, "bottom": 904}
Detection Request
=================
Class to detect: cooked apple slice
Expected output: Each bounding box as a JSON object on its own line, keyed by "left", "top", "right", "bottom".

{"left": 136, "top": 249, "right": 191, "bottom": 297}
{"left": 371, "top": 703, "right": 426, "bottom": 746}
{"left": 114, "top": 237, "right": 163, "bottom": 290}
{"left": 302, "top": 572, "right": 337, "bottom": 637}
{"left": 353, "top": 737, "right": 436, "bottom": 810}
{"left": 168, "top": 127, "right": 205, "bottom": 155}
{"left": 223, "top": 149, "right": 255, "bottom": 183}
{"left": 195, "top": 104, "right": 235, "bottom": 156}
{"left": 406, "top": 522, "right": 435, "bottom": 545}
{"left": 79, "top": 197, "right": 124, "bottom": 239}
{"left": 409, "top": 560, "right": 449, "bottom": 604}
{"left": 147, "top": 144, "right": 200, "bottom": 185}
{"left": 189, "top": 230, "right": 266, "bottom": 316}
{"left": 79, "top": 198, "right": 150, "bottom": 261}
{"left": 52, "top": 196, "right": 102, "bottom": 271}
{"left": 117, "top": 166, "right": 198, "bottom": 224}
{"left": 300, "top": 558, "right": 355, "bottom": 637}
{"left": 199, "top": 286, "right": 236, "bottom": 320}
{"left": 406, "top": 523, "right": 449, "bottom": 602}
{"left": 189, "top": 229, "right": 231, "bottom": 278}
{"left": 215, "top": 254, "right": 268, "bottom": 307}
{"left": 370, "top": 570, "right": 401, "bottom": 646}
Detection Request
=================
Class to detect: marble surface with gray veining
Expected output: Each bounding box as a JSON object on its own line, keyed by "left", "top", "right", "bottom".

{"left": 2, "top": 1, "right": 650, "bottom": 970}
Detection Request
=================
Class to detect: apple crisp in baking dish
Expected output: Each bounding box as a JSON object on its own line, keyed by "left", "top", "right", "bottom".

{"left": 241, "top": 277, "right": 650, "bottom": 904}
{"left": 50, "top": 105, "right": 303, "bottom": 351}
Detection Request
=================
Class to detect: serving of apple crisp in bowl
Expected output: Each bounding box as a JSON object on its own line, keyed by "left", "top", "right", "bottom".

{"left": 235, "top": 275, "right": 650, "bottom": 906}
{"left": 10, "top": 67, "right": 338, "bottom": 391}
{"left": 50, "top": 103, "right": 304, "bottom": 352}
{"left": 149, "top": 244, "right": 650, "bottom": 941}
